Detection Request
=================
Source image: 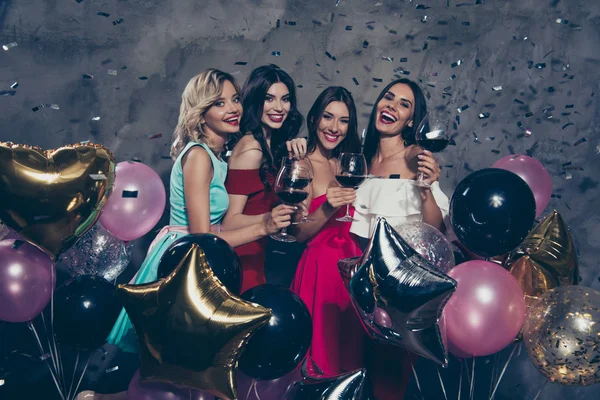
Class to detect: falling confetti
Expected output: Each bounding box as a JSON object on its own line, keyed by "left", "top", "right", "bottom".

{"left": 271, "top": 51, "right": 281, "bottom": 56}
{"left": 0, "top": 90, "right": 16, "bottom": 96}
{"left": 92, "top": 116, "right": 101, "bottom": 121}
{"left": 108, "top": 69, "right": 118, "bottom": 75}
{"left": 492, "top": 86, "right": 502, "bottom": 91}
{"left": 2, "top": 42, "right": 17, "bottom": 51}
{"left": 573, "top": 138, "right": 587, "bottom": 146}
{"left": 112, "top": 18, "right": 124, "bottom": 26}
{"left": 10, "top": 82, "right": 18, "bottom": 89}
{"left": 97, "top": 12, "right": 110, "bottom": 17}
{"left": 31, "top": 104, "right": 59, "bottom": 112}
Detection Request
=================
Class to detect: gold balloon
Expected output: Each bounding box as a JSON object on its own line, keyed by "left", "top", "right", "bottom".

{"left": 505, "top": 210, "right": 578, "bottom": 305}
{"left": 523, "top": 286, "right": 600, "bottom": 386}
{"left": 117, "top": 244, "right": 271, "bottom": 400}
{"left": 0, "top": 142, "right": 116, "bottom": 258}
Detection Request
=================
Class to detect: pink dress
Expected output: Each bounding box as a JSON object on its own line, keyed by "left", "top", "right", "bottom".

{"left": 291, "top": 194, "right": 365, "bottom": 375}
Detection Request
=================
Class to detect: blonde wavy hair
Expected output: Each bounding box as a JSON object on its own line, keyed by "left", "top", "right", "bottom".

{"left": 170, "top": 69, "right": 240, "bottom": 160}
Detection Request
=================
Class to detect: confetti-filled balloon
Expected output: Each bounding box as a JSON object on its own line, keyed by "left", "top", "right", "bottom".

{"left": 393, "top": 221, "right": 455, "bottom": 274}
{"left": 58, "top": 223, "right": 133, "bottom": 281}
{"left": 523, "top": 286, "right": 600, "bottom": 386}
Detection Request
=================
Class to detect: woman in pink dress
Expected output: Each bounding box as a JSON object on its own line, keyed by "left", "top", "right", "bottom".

{"left": 290, "top": 86, "right": 364, "bottom": 375}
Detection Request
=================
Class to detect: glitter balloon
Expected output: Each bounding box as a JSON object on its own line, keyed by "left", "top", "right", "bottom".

{"left": 393, "top": 221, "right": 455, "bottom": 274}
{"left": 58, "top": 223, "right": 133, "bottom": 281}
{"left": 523, "top": 286, "right": 600, "bottom": 386}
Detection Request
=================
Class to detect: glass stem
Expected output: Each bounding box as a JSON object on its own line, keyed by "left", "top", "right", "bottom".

{"left": 345, "top": 204, "right": 351, "bottom": 218}
{"left": 280, "top": 226, "right": 288, "bottom": 236}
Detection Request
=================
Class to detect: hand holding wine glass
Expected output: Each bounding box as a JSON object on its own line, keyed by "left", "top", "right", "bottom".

{"left": 270, "top": 164, "right": 311, "bottom": 242}
{"left": 414, "top": 110, "right": 450, "bottom": 187}
{"left": 335, "top": 153, "right": 367, "bottom": 222}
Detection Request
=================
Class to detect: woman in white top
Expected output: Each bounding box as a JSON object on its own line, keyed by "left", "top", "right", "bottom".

{"left": 350, "top": 78, "right": 450, "bottom": 241}
{"left": 351, "top": 78, "right": 451, "bottom": 400}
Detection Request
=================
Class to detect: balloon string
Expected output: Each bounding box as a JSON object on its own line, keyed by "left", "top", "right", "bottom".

{"left": 409, "top": 357, "right": 424, "bottom": 400}
{"left": 40, "top": 312, "right": 61, "bottom": 385}
{"left": 488, "top": 344, "right": 518, "bottom": 400}
{"left": 469, "top": 358, "right": 475, "bottom": 400}
{"left": 246, "top": 378, "right": 255, "bottom": 400}
{"left": 436, "top": 365, "right": 448, "bottom": 400}
{"left": 66, "top": 351, "right": 80, "bottom": 400}
{"left": 70, "top": 352, "right": 92, "bottom": 400}
{"left": 28, "top": 321, "right": 65, "bottom": 400}
{"left": 532, "top": 379, "right": 548, "bottom": 400}
{"left": 253, "top": 379, "right": 262, "bottom": 400}
{"left": 457, "top": 360, "right": 463, "bottom": 400}
{"left": 49, "top": 264, "right": 67, "bottom": 395}
{"left": 488, "top": 353, "right": 498, "bottom": 398}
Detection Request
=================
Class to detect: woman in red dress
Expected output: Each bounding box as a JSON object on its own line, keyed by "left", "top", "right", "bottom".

{"left": 223, "top": 65, "right": 304, "bottom": 293}
{"left": 290, "top": 86, "right": 364, "bottom": 375}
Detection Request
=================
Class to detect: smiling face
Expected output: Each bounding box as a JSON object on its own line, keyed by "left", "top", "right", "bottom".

{"left": 315, "top": 101, "right": 350, "bottom": 152}
{"left": 261, "top": 82, "right": 291, "bottom": 131}
{"left": 375, "top": 83, "right": 415, "bottom": 136}
{"left": 202, "top": 80, "right": 242, "bottom": 137}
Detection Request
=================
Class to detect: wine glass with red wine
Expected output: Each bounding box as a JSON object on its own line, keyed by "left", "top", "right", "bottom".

{"left": 281, "top": 157, "right": 314, "bottom": 224}
{"left": 414, "top": 111, "right": 450, "bottom": 187}
{"left": 270, "top": 164, "right": 311, "bottom": 242}
{"left": 335, "top": 152, "right": 367, "bottom": 222}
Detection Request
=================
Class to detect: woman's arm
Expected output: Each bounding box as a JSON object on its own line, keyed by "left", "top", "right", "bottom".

{"left": 292, "top": 185, "right": 356, "bottom": 243}
{"left": 420, "top": 188, "right": 445, "bottom": 233}
{"left": 183, "top": 147, "right": 292, "bottom": 247}
{"left": 222, "top": 142, "right": 269, "bottom": 230}
{"left": 417, "top": 150, "right": 445, "bottom": 232}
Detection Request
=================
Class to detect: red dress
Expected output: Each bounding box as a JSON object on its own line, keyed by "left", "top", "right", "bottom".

{"left": 291, "top": 194, "right": 365, "bottom": 375}
{"left": 225, "top": 169, "right": 277, "bottom": 293}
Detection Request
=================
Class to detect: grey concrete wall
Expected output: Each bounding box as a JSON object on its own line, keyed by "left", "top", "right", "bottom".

{"left": 0, "top": 0, "right": 599, "bottom": 398}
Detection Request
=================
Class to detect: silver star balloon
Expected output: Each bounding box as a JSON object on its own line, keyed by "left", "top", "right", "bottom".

{"left": 339, "top": 217, "right": 457, "bottom": 366}
{"left": 284, "top": 359, "right": 370, "bottom": 400}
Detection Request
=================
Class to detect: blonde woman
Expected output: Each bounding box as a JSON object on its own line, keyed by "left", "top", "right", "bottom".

{"left": 107, "top": 69, "right": 295, "bottom": 354}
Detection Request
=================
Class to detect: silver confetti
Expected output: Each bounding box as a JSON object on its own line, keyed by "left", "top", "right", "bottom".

{"left": 0, "top": 379, "right": 4, "bottom": 386}
{"left": 89, "top": 174, "right": 107, "bottom": 180}
{"left": 92, "top": 116, "right": 101, "bottom": 121}
{"left": 2, "top": 42, "right": 17, "bottom": 51}
{"left": 525, "top": 129, "right": 532, "bottom": 137}
{"left": 10, "top": 82, "right": 19, "bottom": 89}
{"left": 108, "top": 69, "right": 118, "bottom": 75}
{"left": 106, "top": 366, "right": 119, "bottom": 373}
{"left": 492, "top": 86, "right": 502, "bottom": 91}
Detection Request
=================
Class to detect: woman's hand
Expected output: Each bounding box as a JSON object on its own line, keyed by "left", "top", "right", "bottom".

{"left": 286, "top": 138, "right": 308, "bottom": 159}
{"left": 264, "top": 204, "right": 296, "bottom": 234}
{"left": 325, "top": 187, "right": 356, "bottom": 209}
{"left": 417, "top": 150, "right": 441, "bottom": 186}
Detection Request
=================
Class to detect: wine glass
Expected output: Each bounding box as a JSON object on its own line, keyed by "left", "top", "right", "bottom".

{"left": 270, "top": 164, "right": 311, "bottom": 242}
{"left": 414, "top": 110, "right": 450, "bottom": 187}
{"left": 281, "top": 157, "right": 314, "bottom": 224}
{"left": 335, "top": 153, "right": 367, "bottom": 222}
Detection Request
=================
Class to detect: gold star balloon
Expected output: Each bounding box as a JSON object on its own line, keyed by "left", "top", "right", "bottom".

{"left": 0, "top": 142, "right": 116, "bottom": 258}
{"left": 505, "top": 210, "right": 578, "bottom": 308}
{"left": 117, "top": 243, "right": 271, "bottom": 400}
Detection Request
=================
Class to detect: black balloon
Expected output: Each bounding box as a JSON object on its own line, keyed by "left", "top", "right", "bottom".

{"left": 157, "top": 233, "right": 242, "bottom": 294}
{"left": 239, "top": 285, "right": 312, "bottom": 380}
{"left": 53, "top": 275, "right": 122, "bottom": 350}
{"left": 450, "top": 168, "right": 536, "bottom": 258}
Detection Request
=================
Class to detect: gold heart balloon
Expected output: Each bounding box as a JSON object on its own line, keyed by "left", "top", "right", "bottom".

{"left": 505, "top": 210, "right": 578, "bottom": 307}
{"left": 0, "top": 142, "right": 116, "bottom": 258}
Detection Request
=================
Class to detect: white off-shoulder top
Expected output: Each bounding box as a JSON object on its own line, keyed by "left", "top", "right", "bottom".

{"left": 350, "top": 178, "right": 453, "bottom": 239}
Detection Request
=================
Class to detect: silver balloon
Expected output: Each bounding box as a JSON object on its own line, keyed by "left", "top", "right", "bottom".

{"left": 393, "top": 221, "right": 455, "bottom": 274}
{"left": 58, "top": 223, "right": 133, "bottom": 281}
{"left": 339, "top": 217, "right": 457, "bottom": 366}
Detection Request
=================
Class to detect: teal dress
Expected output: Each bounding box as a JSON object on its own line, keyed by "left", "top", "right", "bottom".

{"left": 106, "top": 141, "right": 229, "bottom": 353}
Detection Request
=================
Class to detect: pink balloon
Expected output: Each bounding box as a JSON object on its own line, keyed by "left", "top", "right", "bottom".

{"left": 442, "top": 261, "right": 526, "bottom": 357}
{"left": 100, "top": 162, "right": 166, "bottom": 241}
{"left": 492, "top": 154, "right": 552, "bottom": 217}
{"left": 0, "top": 239, "right": 56, "bottom": 322}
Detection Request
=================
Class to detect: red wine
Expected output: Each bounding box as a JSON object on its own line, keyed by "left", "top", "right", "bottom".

{"left": 335, "top": 175, "right": 366, "bottom": 188}
{"left": 416, "top": 138, "right": 449, "bottom": 153}
{"left": 276, "top": 190, "right": 309, "bottom": 205}
{"left": 283, "top": 177, "right": 312, "bottom": 190}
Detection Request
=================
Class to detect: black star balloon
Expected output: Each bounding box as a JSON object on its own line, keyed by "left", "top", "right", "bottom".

{"left": 339, "top": 217, "right": 457, "bottom": 366}
{"left": 284, "top": 359, "right": 370, "bottom": 400}
{"left": 117, "top": 244, "right": 272, "bottom": 400}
